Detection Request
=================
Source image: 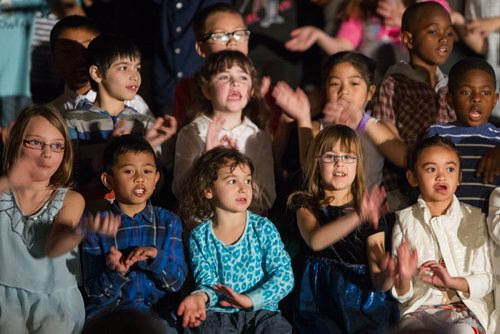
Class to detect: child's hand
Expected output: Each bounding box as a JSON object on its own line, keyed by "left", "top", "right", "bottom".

{"left": 359, "top": 185, "right": 388, "bottom": 229}
{"left": 145, "top": 115, "right": 177, "bottom": 148}
{"left": 0, "top": 121, "right": 14, "bottom": 145}
{"left": 419, "top": 260, "right": 454, "bottom": 288}
{"left": 476, "top": 146, "right": 500, "bottom": 184}
{"left": 466, "top": 17, "right": 500, "bottom": 38}
{"left": 260, "top": 75, "right": 271, "bottom": 97}
{"left": 177, "top": 293, "right": 208, "bottom": 328}
{"left": 106, "top": 246, "right": 130, "bottom": 275}
{"left": 396, "top": 240, "right": 418, "bottom": 282}
{"left": 212, "top": 283, "right": 253, "bottom": 309}
{"left": 205, "top": 116, "right": 231, "bottom": 152}
{"left": 321, "top": 99, "right": 355, "bottom": 127}
{"left": 124, "top": 246, "right": 158, "bottom": 266}
{"left": 285, "top": 26, "right": 320, "bottom": 51}
{"left": 111, "top": 119, "right": 131, "bottom": 137}
{"left": 272, "top": 81, "right": 311, "bottom": 123}
{"left": 376, "top": 0, "right": 406, "bottom": 27}
{"left": 80, "top": 211, "right": 121, "bottom": 237}
{"left": 379, "top": 252, "right": 397, "bottom": 280}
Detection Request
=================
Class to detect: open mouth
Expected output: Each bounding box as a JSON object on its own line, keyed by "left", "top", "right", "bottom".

{"left": 468, "top": 107, "right": 482, "bottom": 121}
{"left": 133, "top": 187, "right": 146, "bottom": 196}
{"left": 228, "top": 90, "right": 241, "bottom": 100}
{"left": 437, "top": 46, "right": 448, "bottom": 56}
{"left": 333, "top": 172, "right": 347, "bottom": 177}
{"left": 434, "top": 184, "right": 448, "bottom": 193}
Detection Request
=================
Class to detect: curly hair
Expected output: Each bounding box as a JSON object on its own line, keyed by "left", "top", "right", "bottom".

{"left": 179, "top": 147, "right": 258, "bottom": 227}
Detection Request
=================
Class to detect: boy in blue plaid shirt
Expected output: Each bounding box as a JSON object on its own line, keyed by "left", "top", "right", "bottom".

{"left": 82, "top": 134, "right": 187, "bottom": 332}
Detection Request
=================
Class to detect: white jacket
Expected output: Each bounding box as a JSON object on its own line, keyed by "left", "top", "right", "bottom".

{"left": 487, "top": 187, "right": 500, "bottom": 334}
{"left": 392, "top": 196, "right": 495, "bottom": 333}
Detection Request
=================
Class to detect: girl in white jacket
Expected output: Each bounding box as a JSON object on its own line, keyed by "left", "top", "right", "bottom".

{"left": 392, "top": 136, "right": 496, "bottom": 333}
{"left": 488, "top": 187, "right": 500, "bottom": 334}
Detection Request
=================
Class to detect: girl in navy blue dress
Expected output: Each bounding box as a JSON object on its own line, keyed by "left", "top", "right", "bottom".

{"left": 289, "top": 124, "right": 399, "bottom": 333}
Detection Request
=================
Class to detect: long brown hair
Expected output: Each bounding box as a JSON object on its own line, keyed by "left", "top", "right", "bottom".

{"left": 3, "top": 104, "right": 73, "bottom": 188}
{"left": 289, "top": 125, "right": 365, "bottom": 212}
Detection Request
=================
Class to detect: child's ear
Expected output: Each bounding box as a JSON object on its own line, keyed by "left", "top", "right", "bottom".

{"left": 203, "top": 187, "right": 213, "bottom": 199}
{"left": 195, "top": 42, "right": 207, "bottom": 59}
{"left": 89, "top": 65, "right": 103, "bottom": 84}
{"left": 101, "top": 172, "right": 113, "bottom": 190}
{"left": 367, "top": 84, "right": 376, "bottom": 102}
{"left": 201, "top": 84, "right": 212, "bottom": 101}
{"left": 406, "top": 169, "right": 419, "bottom": 188}
{"left": 154, "top": 171, "right": 160, "bottom": 186}
{"left": 401, "top": 31, "right": 413, "bottom": 50}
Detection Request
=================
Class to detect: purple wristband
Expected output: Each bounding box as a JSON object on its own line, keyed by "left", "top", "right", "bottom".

{"left": 357, "top": 112, "right": 371, "bottom": 133}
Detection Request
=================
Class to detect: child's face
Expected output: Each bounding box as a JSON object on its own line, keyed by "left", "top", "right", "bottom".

{"left": 91, "top": 57, "right": 141, "bottom": 102}
{"left": 448, "top": 69, "right": 499, "bottom": 127}
{"left": 51, "top": 28, "right": 98, "bottom": 90}
{"left": 319, "top": 141, "right": 358, "bottom": 201}
{"left": 102, "top": 151, "right": 159, "bottom": 212}
{"left": 196, "top": 12, "right": 248, "bottom": 58}
{"left": 21, "top": 116, "right": 65, "bottom": 183}
{"left": 205, "top": 163, "right": 253, "bottom": 214}
{"left": 203, "top": 65, "right": 253, "bottom": 115}
{"left": 403, "top": 8, "right": 453, "bottom": 67}
{"left": 407, "top": 145, "right": 460, "bottom": 207}
{"left": 325, "top": 62, "right": 375, "bottom": 114}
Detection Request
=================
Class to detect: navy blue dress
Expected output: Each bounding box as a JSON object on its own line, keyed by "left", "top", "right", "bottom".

{"left": 295, "top": 203, "right": 399, "bottom": 333}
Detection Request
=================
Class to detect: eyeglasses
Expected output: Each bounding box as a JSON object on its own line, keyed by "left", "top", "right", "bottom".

{"left": 201, "top": 30, "right": 251, "bottom": 44}
{"left": 317, "top": 153, "right": 357, "bottom": 164}
{"left": 23, "top": 139, "right": 65, "bottom": 153}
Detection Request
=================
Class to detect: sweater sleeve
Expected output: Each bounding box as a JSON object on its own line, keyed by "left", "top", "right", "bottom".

{"left": 390, "top": 219, "right": 415, "bottom": 303}
{"left": 487, "top": 187, "right": 500, "bottom": 246}
{"left": 246, "top": 219, "right": 294, "bottom": 310}
{"left": 172, "top": 125, "right": 204, "bottom": 199}
{"left": 189, "top": 228, "right": 219, "bottom": 308}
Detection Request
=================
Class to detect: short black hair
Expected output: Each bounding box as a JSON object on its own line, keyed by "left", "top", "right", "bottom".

{"left": 402, "top": 1, "right": 448, "bottom": 34}
{"left": 87, "top": 33, "right": 141, "bottom": 90}
{"left": 102, "top": 134, "right": 158, "bottom": 174}
{"left": 50, "top": 15, "right": 101, "bottom": 51}
{"left": 407, "top": 135, "right": 460, "bottom": 171}
{"left": 193, "top": 3, "right": 242, "bottom": 41}
{"left": 448, "top": 57, "right": 497, "bottom": 95}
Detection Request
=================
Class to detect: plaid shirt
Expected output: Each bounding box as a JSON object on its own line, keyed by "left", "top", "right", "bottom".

{"left": 373, "top": 62, "right": 456, "bottom": 191}
{"left": 83, "top": 201, "right": 187, "bottom": 317}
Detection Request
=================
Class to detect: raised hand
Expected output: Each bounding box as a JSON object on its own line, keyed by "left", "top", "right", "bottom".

{"left": 206, "top": 115, "right": 225, "bottom": 151}
{"left": 111, "top": 119, "right": 131, "bottom": 137}
{"left": 145, "top": 115, "right": 177, "bottom": 148}
{"left": 80, "top": 211, "right": 121, "bottom": 237}
{"left": 272, "top": 81, "right": 311, "bottom": 124}
{"left": 321, "top": 99, "right": 355, "bottom": 127}
{"left": 376, "top": 0, "right": 406, "bottom": 27}
{"left": 212, "top": 283, "right": 253, "bottom": 309}
{"left": 476, "top": 146, "right": 500, "bottom": 184}
{"left": 177, "top": 293, "right": 208, "bottom": 328}
{"left": 396, "top": 240, "right": 418, "bottom": 282}
{"left": 0, "top": 157, "right": 37, "bottom": 194}
{"left": 106, "top": 246, "right": 130, "bottom": 274}
{"left": 359, "top": 185, "right": 388, "bottom": 229}
{"left": 466, "top": 17, "right": 500, "bottom": 37}
{"left": 285, "top": 26, "right": 321, "bottom": 52}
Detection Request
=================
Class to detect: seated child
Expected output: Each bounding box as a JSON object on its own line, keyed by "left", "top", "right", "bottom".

{"left": 0, "top": 104, "right": 120, "bottom": 333}
{"left": 83, "top": 134, "right": 187, "bottom": 331}
{"left": 373, "top": 2, "right": 456, "bottom": 210}
{"left": 392, "top": 136, "right": 495, "bottom": 333}
{"left": 65, "top": 33, "right": 176, "bottom": 207}
{"left": 177, "top": 147, "right": 294, "bottom": 333}
{"left": 173, "top": 50, "right": 275, "bottom": 211}
{"left": 426, "top": 57, "right": 500, "bottom": 213}
{"left": 487, "top": 187, "right": 500, "bottom": 334}
{"left": 50, "top": 15, "right": 151, "bottom": 115}
{"left": 288, "top": 125, "right": 399, "bottom": 333}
